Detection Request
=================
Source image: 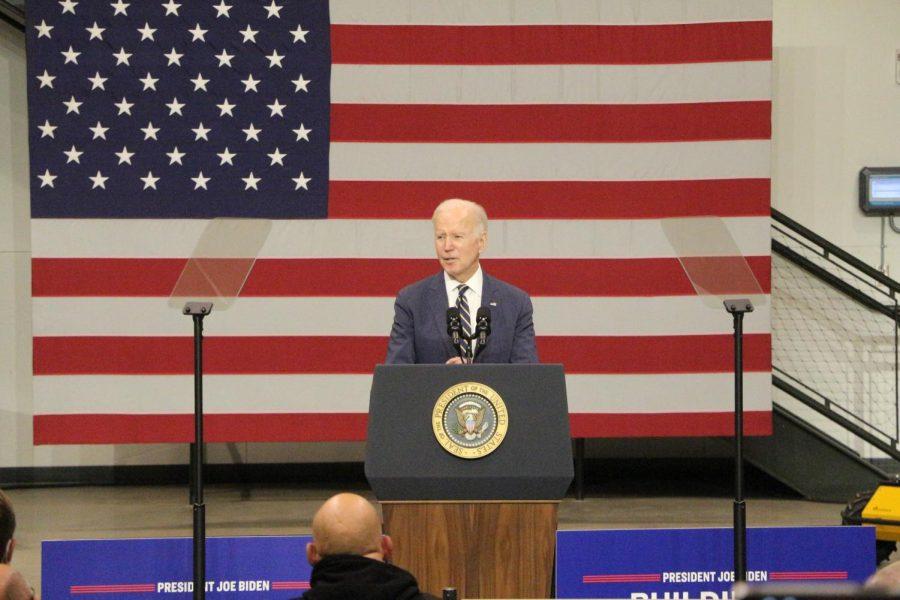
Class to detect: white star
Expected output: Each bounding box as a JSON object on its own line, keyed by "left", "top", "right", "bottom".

{"left": 267, "top": 147, "right": 286, "bottom": 166}
{"left": 239, "top": 25, "right": 258, "bottom": 44}
{"left": 292, "top": 171, "right": 311, "bottom": 190}
{"left": 38, "top": 169, "right": 57, "bottom": 188}
{"left": 292, "top": 74, "right": 310, "bottom": 93}
{"left": 161, "top": 0, "right": 181, "bottom": 16}
{"left": 90, "top": 121, "right": 109, "bottom": 140}
{"left": 291, "top": 24, "right": 308, "bottom": 43}
{"left": 213, "top": 0, "right": 232, "bottom": 18}
{"left": 116, "top": 146, "right": 134, "bottom": 165}
{"left": 59, "top": 0, "right": 78, "bottom": 15}
{"left": 38, "top": 120, "right": 57, "bottom": 138}
{"left": 63, "top": 95, "right": 82, "bottom": 114}
{"left": 64, "top": 145, "right": 83, "bottom": 164}
{"left": 36, "top": 70, "right": 56, "bottom": 89}
{"left": 113, "top": 47, "right": 132, "bottom": 66}
{"left": 191, "top": 172, "right": 210, "bottom": 190}
{"left": 87, "top": 71, "right": 107, "bottom": 90}
{"left": 137, "top": 22, "right": 156, "bottom": 41}
{"left": 85, "top": 21, "right": 105, "bottom": 40}
{"left": 115, "top": 97, "right": 134, "bottom": 115}
{"left": 292, "top": 123, "right": 311, "bottom": 141}
{"left": 241, "top": 74, "right": 260, "bottom": 93}
{"left": 35, "top": 20, "right": 54, "bottom": 39}
{"left": 110, "top": 0, "right": 129, "bottom": 16}
{"left": 60, "top": 46, "right": 80, "bottom": 64}
{"left": 166, "top": 147, "right": 185, "bottom": 165}
{"left": 141, "top": 171, "right": 159, "bottom": 190}
{"left": 217, "top": 147, "right": 236, "bottom": 166}
{"left": 188, "top": 23, "right": 207, "bottom": 42}
{"left": 165, "top": 97, "right": 185, "bottom": 116}
{"left": 139, "top": 72, "right": 158, "bottom": 91}
{"left": 216, "top": 98, "right": 235, "bottom": 117}
{"left": 242, "top": 123, "right": 261, "bottom": 142}
{"left": 192, "top": 122, "right": 211, "bottom": 141}
{"left": 242, "top": 172, "right": 260, "bottom": 190}
{"left": 165, "top": 47, "right": 183, "bottom": 66}
{"left": 266, "top": 50, "right": 284, "bottom": 69}
{"left": 267, "top": 98, "right": 286, "bottom": 118}
{"left": 215, "top": 49, "right": 234, "bottom": 68}
{"left": 190, "top": 73, "right": 209, "bottom": 92}
{"left": 89, "top": 171, "right": 108, "bottom": 189}
{"left": 264, "top": 0, "right": 282, "bottom": 19}
{"left": 141, "top": 121, "right": 159, "bottom": 140}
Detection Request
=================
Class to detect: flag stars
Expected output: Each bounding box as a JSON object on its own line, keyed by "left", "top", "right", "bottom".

{"left": 242, "top": 172, "right": 260, "bottom": 190}
{"left": 192, "top": 172, "right": 210, "bottom": 190}
{"left": 213, "top": 0, "right": 232, "bottom": 18}
{"left": 241, "top": 74, "right": 260, "bottom": 93}
{"left": 38, "top": 169, "right": 57, "bottom": 188}
{"left": 267, "top": 148, "right": 286, "bottom": 166}
{"left": 166, "top": 97, "right": 185, "bottom": 116}
{"left": 217, "top": 147, "right": 236, "bottom": 166}
{"left": 88, "top": 71, "right": 107, "bottom": 90}
{"left": 162, "top": 0, "right": 181, "bottom": 16}
{"left": 63, "top": 95, "right": 83, "bottom": 114}
{"left": 266, "top": 50, "right": 284, "bottom": 69}
{"left": 90, "top": 121, "right": 109, "bottom": 139}
{"left": 36, "top": 70, "right": 56, "bottom": 89}
{"left": 165, "top": 47, "right": 183, "bottom": 66}
{"left": 141, "top": 171, "right": 159, "bottom": 190}
{"left": 216, "top": 98, "right": 235, "bottom": 117}
{"left": 61, "top": 46, "right": 81, "bottom": 64}
{"left": 89, "top": 171, "right": 108, "bottom": 189}
{"left": 64, "top": 145, "right": 83, "bottom": 164}
{"left": 137, "top": 22, "right": 156, "bottom": 41}
{"left": 113, "top": 47, "right": 132, "bottom": 66}
{"left": 139, "top": 72, "right": 158, "bottom": 91}
{"left": 292, "top": 74, "right": 310, "bottom": 93}
{"left": 190, "top": 73, "right": 209, "bottom": 92}
{"left": 239, "top": 25, "right": 258, "bottom": 44}
{"left": 85, "top": 21, "right": 105, "bottom": 40}
{"left": 192, "top": 122, "right": 211, "bottom": 141}
{"left": 141, "top": 121, "right": 159, "bottom": 140}
{"left": 267, "top": 99, "right": 286, "bottom": 118}
{"left": 291, "top": 25, "right": 308, "bottom": 43}
{"left": 264, "top": 0, "right": 282, "bottom": 19}
{"left": 110, "top": 0, "right": 129, "bottom": 16}
{"left": 188, "top": 23, "right": 207, "bottom": 42}
{"left": 38, "top": 120, "right": 57, "bottom": 138}
{"left": 35, "top": 20, "right": 54, "bottom": 39}
{"left": 166, "top": 147, "right": 185, "bottom": 165}
{"left": 116, "top": 146, "right": 134, "bottom": 165}
{"left": 59, "top": 0, "right": 78, "bottom": 15}
{"left": 242, "top": 123, "right": 261, "bottom": 142}
{"left": 292, "top": 172, "right": 311, "bottom": 190}
{"left": 292, "top": 123, "right": 311, "bottom": 142}
{"left": 115, "top": 97, "right": 134, "bottom": 116}
{"left": 215, "top": 49, "right": 234, "bottom": 68}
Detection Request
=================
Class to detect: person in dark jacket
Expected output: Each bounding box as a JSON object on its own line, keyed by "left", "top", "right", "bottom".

{"left": 298, "top": 493, "right": 437, "bottom": 600}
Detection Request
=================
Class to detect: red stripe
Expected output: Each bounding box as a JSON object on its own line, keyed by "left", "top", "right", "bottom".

{"left": 34, "top": 411, "right": 771, "bottom": 444}
{"left": 33, "top": 334, "right": 771, "bottom": 375}
{"left": 331, "top": 102, "right": 771, "bottom": 143}
{"left": 32, "top": 257, "right": 772, "bottom": 297}
{"left": 331, "top": 22, "right": 772, "bottom": 65}
{"left": 570, "top": 411, "right": 772, "bottom": 437}
{"left": 328, "top": 180, "right": 772, "bottom": 219}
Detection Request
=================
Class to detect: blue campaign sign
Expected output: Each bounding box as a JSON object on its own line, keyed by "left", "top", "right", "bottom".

{"left": 42, "top": 536, "right": 313, "bottom": 598}
{"left": 556, "top": 526, "right": 875, "bottom": 599}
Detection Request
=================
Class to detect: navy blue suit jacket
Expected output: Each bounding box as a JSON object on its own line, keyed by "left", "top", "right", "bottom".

{"left": 385, "top": 272, "right": 539, "bottom": 364}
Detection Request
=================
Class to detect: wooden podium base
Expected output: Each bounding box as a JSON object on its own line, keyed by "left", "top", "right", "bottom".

{"left": 382, "top": 501, "right": 558, "bottom": 599}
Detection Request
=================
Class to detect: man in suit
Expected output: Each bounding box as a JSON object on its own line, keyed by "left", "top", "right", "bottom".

{"left": 386, "top": 199, "right": 539, "bottom": 364}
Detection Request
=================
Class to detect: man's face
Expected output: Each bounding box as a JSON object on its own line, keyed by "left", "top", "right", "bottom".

{"left": 433, "top": 206, "right": 486, "bottom": 282}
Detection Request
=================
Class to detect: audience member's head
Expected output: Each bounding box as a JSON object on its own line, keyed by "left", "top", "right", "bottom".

{"left": 305, "top": 493, "right": 392, "bottom": 566}
{"left": 0, "top": 490, "right": 15, "bottom": 564}
{"left": 866, "top": 559, "right": 900, "bottom": 592}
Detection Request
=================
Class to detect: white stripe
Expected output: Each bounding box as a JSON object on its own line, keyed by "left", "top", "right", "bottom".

{"left": 32, "top": 296, "right": 772, "bottom": 336}
{"left": 330, "top": 141, "right": 771, "bottom": 181}
{"left": 33, "top": 372, "right": 771, "bottom": 415}
{"left": 330, "top": 0, "right": 772, "bottom": 25}
{"left": 332, "top": 62, "right": 772, "bottom": 104}
{"left": 31, "top": 217, "right": 771, "bottom": 258}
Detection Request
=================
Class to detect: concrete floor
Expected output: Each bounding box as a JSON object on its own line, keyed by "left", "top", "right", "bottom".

{"left": 6, "top": 480, "right": 847, "bottom": 597}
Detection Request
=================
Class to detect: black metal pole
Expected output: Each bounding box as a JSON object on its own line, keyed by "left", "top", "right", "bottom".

{"left": 732, "top": 309, "right": 746, "bottom": 583}
{"left": 192, "top": 313, "right": 206, "bottom": 600}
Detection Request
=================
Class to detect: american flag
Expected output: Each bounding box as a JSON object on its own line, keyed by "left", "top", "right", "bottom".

{"left": 28, "top": 0, "right": 772, "bottom": 445}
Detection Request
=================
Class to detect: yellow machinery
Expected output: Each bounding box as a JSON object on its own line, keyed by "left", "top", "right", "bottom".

{"left": 843, "top": 479, "right": 900, "bottom": 564}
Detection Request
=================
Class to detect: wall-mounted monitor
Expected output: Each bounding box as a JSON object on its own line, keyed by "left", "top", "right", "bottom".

{"left": 860, "top": 167, "right": 900, "bottom": 215}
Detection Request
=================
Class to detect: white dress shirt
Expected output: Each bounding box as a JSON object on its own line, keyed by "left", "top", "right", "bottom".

{"left": 444, "top": 266, "right": 483, "bottom": 357}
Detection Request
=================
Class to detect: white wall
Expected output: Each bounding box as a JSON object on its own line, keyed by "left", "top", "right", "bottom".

{"left": 3, "top": 2, "right": 900, "bottom": 469}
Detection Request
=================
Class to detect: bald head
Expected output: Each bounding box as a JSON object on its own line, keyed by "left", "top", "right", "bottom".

{"left": 306, "top": 494, "right": 391, "bottom": 565}
{"left": 867, "top": 560, "right": 900, "bottom": 591}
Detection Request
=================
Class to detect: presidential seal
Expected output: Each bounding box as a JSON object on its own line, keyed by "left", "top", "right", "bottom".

{"left": 432, "top": 382, "right": 508, "bottom": 459}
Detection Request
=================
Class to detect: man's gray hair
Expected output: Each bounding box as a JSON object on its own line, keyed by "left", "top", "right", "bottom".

{"left": 432, "top": 198, "right": 488, "bottom": 234}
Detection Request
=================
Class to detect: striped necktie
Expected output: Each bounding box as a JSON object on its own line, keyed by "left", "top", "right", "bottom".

{"left": 456, "top": 284, "right": 472, "bottom": 359}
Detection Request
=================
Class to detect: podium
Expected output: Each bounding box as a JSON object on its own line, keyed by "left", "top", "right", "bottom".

{"left": 365, "top": 364, "right": 573, "bottom": 598}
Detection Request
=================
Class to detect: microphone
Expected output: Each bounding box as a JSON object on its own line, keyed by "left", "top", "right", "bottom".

{"left": 475, "top": 307, "right": 491, "bottom": 347}
{"left": 446, "top": 307, "right": 462, "bottom": 348}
